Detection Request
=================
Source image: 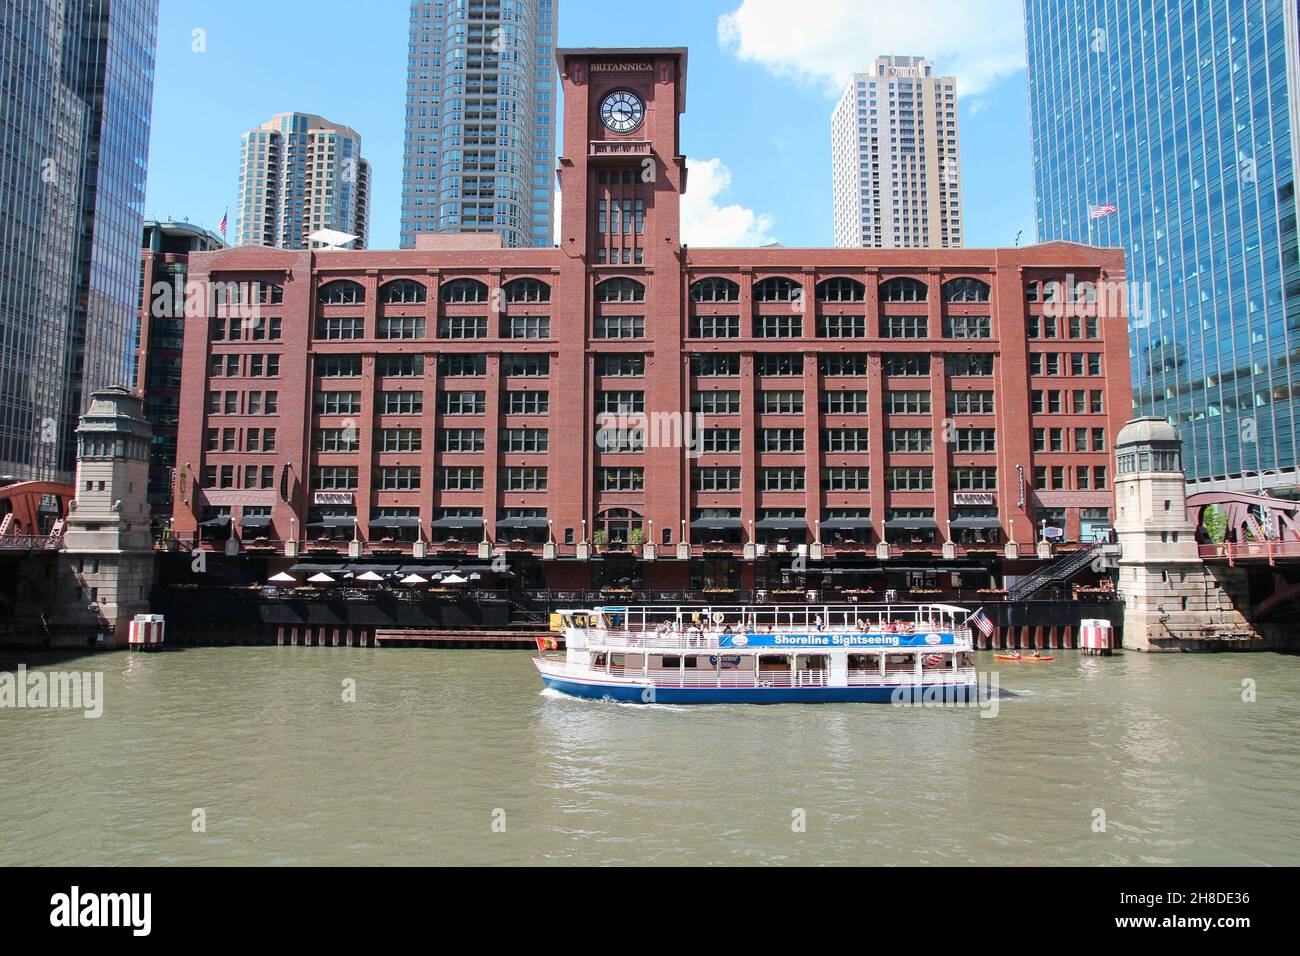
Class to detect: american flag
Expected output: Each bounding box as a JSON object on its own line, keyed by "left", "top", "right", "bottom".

{"left": 218, "top": 208, "right": 228, "bottom": 237}
{"left": 967, "top": 608, "right": 994, "bottom": 638}
{"left": 1088, "top": 202, "right": 1117, "bottom": 220}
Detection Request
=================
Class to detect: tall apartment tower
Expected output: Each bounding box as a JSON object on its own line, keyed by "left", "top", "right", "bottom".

{"left": 831, "top": 56, "right": 963, "bottom": 249}
{"left": 1026, "top": 0, "right": 1300, "bottom": 491}
{"left": 0, "top": 0, "right": 159, "bottom": 483}
{"left": 235, "top": 112, "right": 372, "bottom": 250}
{"left": 399, "top": 0, "right": 558, "bottom": 249}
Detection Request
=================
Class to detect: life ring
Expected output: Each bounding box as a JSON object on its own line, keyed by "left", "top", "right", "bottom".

{"left": 925, "top": 654, "right": 944, "bottom": 667}
{"left": 712, "top": 612, "right": 725, "bottom": 625}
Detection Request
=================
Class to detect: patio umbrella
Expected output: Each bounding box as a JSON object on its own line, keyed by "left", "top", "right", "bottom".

{"left": 307, "top": 572, "right": 336, "bottom": 583}
{"left": 440, "top": 573, "right": 468, "bottom": 584}
{"left": 268, "top": 571, "right": 296, "bottom": 583}
{"left": 399, "top": 573, "right": 428, "bottom": 585}
{"left": 355, "top": 570, "right": 384, "bottom": 582}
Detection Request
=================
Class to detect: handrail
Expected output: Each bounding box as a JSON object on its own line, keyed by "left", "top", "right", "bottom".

{"left": 1007, "top": 543, "right": 1101, "bottom": 601}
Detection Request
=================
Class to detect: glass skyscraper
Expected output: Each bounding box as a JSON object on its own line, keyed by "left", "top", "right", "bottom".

{"left": 0, "top": 0, "right": 159, "bottom": 483}
{"left": 400, "top": 0, "right": 557, "bottom": 249}
{"left": 1026, "top": 0, "right": 1300, "bottom": 491}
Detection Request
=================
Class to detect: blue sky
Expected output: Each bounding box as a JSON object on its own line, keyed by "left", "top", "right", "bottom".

{"left": 145, "top": 0, "right": 1034, "bottom": 250}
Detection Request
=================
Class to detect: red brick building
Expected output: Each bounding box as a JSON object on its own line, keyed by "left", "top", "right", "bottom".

{"left": 172, "top": 47, "right": 1131, "bottom": 593}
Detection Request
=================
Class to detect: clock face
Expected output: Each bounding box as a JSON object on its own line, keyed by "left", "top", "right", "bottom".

{"left": 600, "top": 91, "right": 645, "bottom": 134}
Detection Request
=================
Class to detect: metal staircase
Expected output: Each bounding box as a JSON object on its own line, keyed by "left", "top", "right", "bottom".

{"left": 1007, "top": 543, "right": 1104, "bottom": 601}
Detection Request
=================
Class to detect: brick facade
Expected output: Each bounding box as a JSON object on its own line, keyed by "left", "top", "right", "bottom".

{"left": 172, "top": 47, "right": 1131, "bottom": 570}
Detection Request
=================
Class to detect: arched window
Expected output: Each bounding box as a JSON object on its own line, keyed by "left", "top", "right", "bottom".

{"left": 690, "top": 277, "right": 740, "bottom": 302}
{"left": 504, "top": 278, "right": 551, "bottom": 303}
{"left": 317, "top": 280, "right": 365, "bottom": 304}
{"left": 380, "top": 279, "right": 427, "bottom": 304}
{"left": 596, "top": 277, "right": 645, "bottom": 303}
{"left": 880, "top": 277, "right": 928, "bottom": 302}
{"left": 754, "top": 277, "right": 803, "bottom": 302}
{"left": 597, "top": 508, "right": 643, "bottom": 545}
{"left": 816, "top": 277, "right": 866, "bottom": 302}
{"left": 943, "top": 278, "right": 991, "bottom": 303}
{"left": 441, "top": 278, "right": 489, "bottom": 303}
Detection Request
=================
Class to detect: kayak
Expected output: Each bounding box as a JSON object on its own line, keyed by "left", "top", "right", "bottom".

{"left": 995, "top": 654, "right": 1055, "bottom": 662}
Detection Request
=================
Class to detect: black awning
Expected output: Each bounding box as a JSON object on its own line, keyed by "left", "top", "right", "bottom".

{"left": 820, "top": 517, "right": 873, "bottom": 531}
{"left": 199, "top": 514, "right": 231, "bottom": 528}
{"left": 949, "top": 517, "right": 1002, "bottom": 529}
{"left": 239, "top": 514, "right": 272, "bottom": 529}
{"left": 345, "top": 563, "right": 403, "bottom": 575}
{"left": 755, "top": 518, "right": 807, "bottom": 531}
{"left": 431, "top": 516, "right": 484, "bottom": 530}
{"left": 307, "top": 515, "right": 355, "bottom": 529}
{"left": 884, "top": 518, "right": 939, "bottom": 530}
{"left": 369, "top": 517, "right": 420, "bottom": 529}
{"left": 288, "top": 562, "right": 348, "bottom": 574}
{"left": 691, "top": 517, "right": 743, "bottom": 532}
{"left": 495, "top": 517, "right": 549, "bottom": 530}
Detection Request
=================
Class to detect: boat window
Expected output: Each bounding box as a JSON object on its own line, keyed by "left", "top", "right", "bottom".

{"left": 662, "top": 656, "right": 681, "bottom": 667}
{"left": 683, "top": 657, "right": 699, "bottom": 669}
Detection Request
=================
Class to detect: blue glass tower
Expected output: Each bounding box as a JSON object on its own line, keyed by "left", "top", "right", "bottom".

{"left": 1025, "top": 0, "right": 1300, "bottom": 491}
{"left": 0, "top": 0, "right": 159, "bottom": 482}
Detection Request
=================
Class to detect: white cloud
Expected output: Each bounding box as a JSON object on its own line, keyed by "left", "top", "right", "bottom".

{"left": 681, "top": 157, "right": 777, "bottom": 247}
{"left": 717, "top": 0, "right": 1025, "bottom": 99}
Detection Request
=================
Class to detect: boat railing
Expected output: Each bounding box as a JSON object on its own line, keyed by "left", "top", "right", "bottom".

{"left": 587, "top": 626, "right": 974, "bottom": 650}
{"left": 577, "top": 602, "right": 972, "bottom": 634}
{"left": 594, "top": 666, "right": 979, "bottom": 688}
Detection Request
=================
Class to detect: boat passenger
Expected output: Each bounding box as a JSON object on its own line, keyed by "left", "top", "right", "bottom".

{"left": 813, "top": 614, "right": 825, "bottom": 632}
{"left": 855, "top": 617, "right": 867, "bottom": 631}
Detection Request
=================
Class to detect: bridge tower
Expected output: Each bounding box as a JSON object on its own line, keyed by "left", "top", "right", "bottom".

{"left": 1113, "top": 417, "right": 1256, "bottom": 650}
{"left": 56, "top": 388, "right": 157, "bottom": 646}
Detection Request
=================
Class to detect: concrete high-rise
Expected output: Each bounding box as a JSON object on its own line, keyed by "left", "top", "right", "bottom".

{"left": 400, "top": 0, "right": 558, "bottom": 249}
{"left": 0, "top": 0, "right": 160, "bottom": 483}
{"left": 831, "top": 56, "right": 963, "bottom": 249}
{"left": 1026, "top": 0, "right": 1300, "bottom": 492}
{"left": 235, "top": 112, "right": 371, "bottom": 250}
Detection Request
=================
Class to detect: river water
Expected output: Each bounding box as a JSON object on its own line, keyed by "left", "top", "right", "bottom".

{"left": 1, "top": 646, "right": 1298, "bottom": 866}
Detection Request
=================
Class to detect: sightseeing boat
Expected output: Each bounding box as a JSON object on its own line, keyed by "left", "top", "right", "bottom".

{"left": 534, "top": 603, "right": 977, "bottom": 704}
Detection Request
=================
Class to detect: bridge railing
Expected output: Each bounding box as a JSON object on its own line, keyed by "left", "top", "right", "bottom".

{"left": 1199, "top": 540, "right": 1300, "bottom": 565}
{"left": 0, "top": 534, "right": 61, "bottom": 551}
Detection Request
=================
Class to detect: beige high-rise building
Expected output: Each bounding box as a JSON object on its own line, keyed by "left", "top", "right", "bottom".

{"left": 831, "top": 56, "right": 962, "bottom": 248}
{"left": 235, "top": 112, "right": 372, "bottom": 249}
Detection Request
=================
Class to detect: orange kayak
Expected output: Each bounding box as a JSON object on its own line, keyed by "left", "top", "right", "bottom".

{"left": 995, "top": 654, "right": 1055, "bottom": 662}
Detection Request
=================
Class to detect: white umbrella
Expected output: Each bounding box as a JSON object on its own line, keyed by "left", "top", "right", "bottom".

{"left": 441, "top": 573, "right": 468, "bottom": 584}
{"left": 307, "top": 572, "right": 336, "bottom": 583}
{"left": 399, "top": 573, "right": 428, "bottom": 585}
{"left": 268, "top": 571, "right": 296, "bottom": 583}
{"left": 355, "top": 571, "right": 384, "bottom": 582}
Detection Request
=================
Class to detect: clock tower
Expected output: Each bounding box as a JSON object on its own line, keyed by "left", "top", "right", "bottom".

{"left": 552, "top": 48, "right": 690, "bottom": 550}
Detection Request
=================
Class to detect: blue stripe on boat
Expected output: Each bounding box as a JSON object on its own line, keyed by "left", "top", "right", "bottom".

{"left": 541, "top": 675, "right": 977, "bottom": 705}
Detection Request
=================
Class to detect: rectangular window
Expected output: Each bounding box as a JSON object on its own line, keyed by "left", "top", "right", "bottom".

{"left": 315, "top": 316, "right": 364, "bottom": 339}
{"left": 882, "top": 353, "right": 930, "bottom": 376}
{"left": 703, "top": 428, "right": 743, "bottom": 453}
{"left": 881, "top": 315, "right": 927, "bottom": 338}
{"left": 760, "top": 428, "right": 803, "bottom": 453}
{"left": 690, "top": 353, "right": 740, "bottom": 376}
{"left": 505, "top": 391, "right": 549, "bottom": 415}
{"left": 507, "top": 315, "right": 550, "bottom": 338}
{"left": 888, "top": 467, "right": 934, "bottom": 491}
{"left": 755, "top": 315, "right": 802, "bottom": 338}
{"left": 501, "top": 428, "right": 547, "bottom": 453}
{"left": 505, "top": 467, "right": 548, "bottom": 491}
{"left": 762, "top": 391, "right": 804, "bottom": 414}
{"left": 595, "top": 315, "right": 645, "bottom": 339}
{"left": 381, "top": 428, "right": 422, "bottom": 452}
{"left": 947, "top": 391, "right": 994, "bottom": 414}
{"left": 822, "top": 428, "right": 869, "bottom": 452}
{"left": 441, "top": 391, "right": 485, "bottom": 415}
{"left": 692, "top": 467, "right": 742, "bottom": 491}
{"left": 596, "top": 354, "right": 645, "bottom": 377}
{"left": 952, "top": 467, "right": 997, "bottom": 490}
{"left": 689, "top": 314, "right": 740, "bottom": 338}
{"left": 597, "top": 390, "right": 644, "bottom": 413}
{"left": 887, "top": 428, "right": 932, "bottom": 452}
{"left": 438, "top": 316, "right": 488, "bottom": 339}
{"left": 955, "top": 428, "right": 997, "bottom": 453}
{"left": 501, "top": 353, "right": 549, "bottom": 377}
{"left": 317, "top": 355, "right": 361, "bottom": 377}
{"left": 761, "top": 467, "right": 805, "bottom": 491}
{"left": 821, "top": 391, "right": 870, "bottom": 414}
{"left": 942, "top": 315, "right": 991, "bottom": 338}
{"left": 441, "top": 428, "right": 486, "bottom": 453}
{"left": 440, "top": 467, "right": 484, "bottom": 490}
{"left": 692, "top": 391, "right": 741, "bottom": 415}
{"left": 439, "top": 354, "right": 487, "bottom": 377}
{"left": 379, "top": 316, "right": 425, "bottom": 339}
{"left": 945, "top": 354, "right": 994, "bottom": 376}
{"left": 315, "top": 428, "right": 359, "bottom": 452}
{"left": 379, "top": 466, "right": 421, "bottom": 491}
{"left": 755, "top": 353, "right": 803, "bottom": 376}
{"left": 822, "top": 467, "right": 870, "bottom": 491}
{"left": 312, "top": 466, "right": 358, "bottom": 490}
{"left": 887, "top": 390, "right": 931, "bottom": 414}
{"left": 599, "top": 467, "right": 644, "bottom": 492}
{"left": 314, "top": 391, "right": 361, "bottom": 415}
{"left": 816, "top": 314, "right": 867, "bottom": 338}
{"left": 377, "top": 354, "right": 423, "bottom": 377}
{"left": 819, "top": 354, "right": 870, "bottom": 376}
{"left": 381, "top": 391, "right": 423, "bottom": 415}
